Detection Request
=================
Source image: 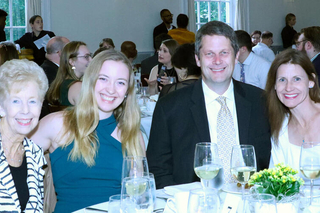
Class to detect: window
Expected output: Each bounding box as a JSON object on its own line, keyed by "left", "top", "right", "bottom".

{"left": 195, "top": 0, "right": 235, "bottom": 30}
{"left": 0, "top": 0, "right": 27, "bottom": 42}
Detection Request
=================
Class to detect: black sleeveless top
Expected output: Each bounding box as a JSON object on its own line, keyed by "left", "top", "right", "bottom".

{"left": 157, "top": 63, "right": 178, "bottom": 89}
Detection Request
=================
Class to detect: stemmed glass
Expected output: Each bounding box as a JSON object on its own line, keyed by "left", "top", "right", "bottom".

{"left": 122, "top": 156, "right": 149, "bottom": 180}
{"left": 300, "top": 142, "right": 320, "bottom": 205}
{"left": 230, "top": 145, "right": 257, "bottom": 200}
{"left": 194, "top": 142, "right": 222, "bottom": 189}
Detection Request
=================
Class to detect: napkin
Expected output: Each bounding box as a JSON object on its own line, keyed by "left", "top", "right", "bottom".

{"left": 164, "top": 182, "right": 202, "bottom": 196}
{"left": 150, "top": 94, "right": 159, "bottom": 102}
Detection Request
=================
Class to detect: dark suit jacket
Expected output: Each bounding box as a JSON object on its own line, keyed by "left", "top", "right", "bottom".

{"left": 41, "top": 59, "right": 59, "bottom": 85}
{"left": 153, "top": 22, "right": 176, "bottom": 49}
{"left": 312, "top": 54, "right": 320, "bottom": 83}
{"left": 146, "top": 79, "right": 271, "bottom": 189}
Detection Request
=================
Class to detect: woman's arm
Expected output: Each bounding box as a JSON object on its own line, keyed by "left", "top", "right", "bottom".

{"left": 68, "top": 81, "right": 82, "bottom": 105}
{"left": 146, "top": 66, "right": 159, "bottom": 95}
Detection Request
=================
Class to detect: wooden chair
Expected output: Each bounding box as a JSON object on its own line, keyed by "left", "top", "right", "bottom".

{"left": 18, "top": 49, "right": 34, "bottom": 60}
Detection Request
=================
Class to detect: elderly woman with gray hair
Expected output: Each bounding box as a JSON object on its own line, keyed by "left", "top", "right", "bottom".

{"left": 0, "top": 59, "right": 48, "bottom": 212}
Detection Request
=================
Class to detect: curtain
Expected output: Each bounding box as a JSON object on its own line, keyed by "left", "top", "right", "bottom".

{"left": 187, "top": 0, "right": 197, "bottom": 33}
{"left": 235, "top": 0, "right": 249, "bottom": 31}
{"left": 27, "top": 0, "right": 41, "bottom": 32}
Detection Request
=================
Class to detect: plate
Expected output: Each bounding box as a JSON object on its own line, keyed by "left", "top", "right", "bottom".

{"left": 221, "top": 183, "right": 251, "bottom": 195}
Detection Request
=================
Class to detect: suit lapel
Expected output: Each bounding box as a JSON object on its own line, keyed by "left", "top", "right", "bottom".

{"left": 190, "top": 79, "right": 211, "bottom": 142}
{"left": 233, "top": 80, "right": 252, "bottom": 145}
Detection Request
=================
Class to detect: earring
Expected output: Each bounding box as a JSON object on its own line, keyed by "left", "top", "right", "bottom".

{"left": 309, "top": 85, "right": 314, "bottom": 88}
{"left": 125, "top": 95, "right": 127, "bottom": 98}
{"left": 72, "top": 66, "right": 76, "bottom": 70}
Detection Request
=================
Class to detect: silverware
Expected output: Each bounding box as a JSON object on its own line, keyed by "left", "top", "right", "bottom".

{"left": 85, "top": 207, "right": 108, "bottom": 212}
{"left": 153, "top": 208, "right": 164, "bottom": 213}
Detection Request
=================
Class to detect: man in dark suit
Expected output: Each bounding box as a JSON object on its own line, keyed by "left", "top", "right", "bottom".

{"left": 41, "top": 36, "right": 69, "bottom": 85}
{"left": 296, "top": 26, "right": 320, "bottom": 82}
{"left": 153, "top": 9, "right": 176, "bottom": 50}
{"left": 147, "top": 21, "right": 271, "bottom": 189}
{"left": 0, "top": 9, "right": 7, "bottom": 42}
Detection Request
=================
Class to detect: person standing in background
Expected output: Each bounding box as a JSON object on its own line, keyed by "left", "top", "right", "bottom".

{"left": 281, "top": 13, "right": 297, "bottom": 49}
{"left": 0, "top": 9, "right": 7, "bottom": 42}
{"left": 153, "top": 9, "right": 176, "bottom": 50}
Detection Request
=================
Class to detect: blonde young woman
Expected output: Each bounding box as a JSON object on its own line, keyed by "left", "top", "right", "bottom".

{"left": 46, "top": 41, "right": 92, "bottom": 106}
{"left": 30, "top": 50, "right": 145, "bottom": 212}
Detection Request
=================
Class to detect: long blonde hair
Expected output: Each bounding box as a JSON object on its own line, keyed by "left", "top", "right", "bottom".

{"left": 46, "top": 41, "right": 86, "bottom": 105}
{"left": 62, "top": 50, "right": 143, "bottom": 166}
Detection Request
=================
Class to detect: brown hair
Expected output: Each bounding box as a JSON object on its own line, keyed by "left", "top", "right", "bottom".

{"left": 162, "top": 39, "right": 179, "bottom": 57}
{"left": 121, "top": 41, "right": 137, "bottom": 59}
{"left": 0, "top": 42, "right": 19, "bottom": 66}
{"left": 265, "top": 49, "right": 320, "bottom": 144}
{"left": 285, "top": 13, "right": 295, "bottom": 25}
{"left": 301, "top": 26, "right": 320, "bottom": 52}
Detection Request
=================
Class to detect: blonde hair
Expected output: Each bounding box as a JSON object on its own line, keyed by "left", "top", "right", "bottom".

{"left": 62, "top": 50, "right": 143, "bottom": 166}
{"left": 46, "top": 41, "right": 86, "bottom": 105}
{"left": 0, "top": 59, "right": 48, "bottom": 103}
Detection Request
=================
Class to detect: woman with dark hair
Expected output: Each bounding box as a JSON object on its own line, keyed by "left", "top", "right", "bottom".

{"left": 250, "top": 30, "right": 261, "bottom": 47}
{"left": 281, "top": 13, "right": 297, "bottom": 49}
{"left": 120, "top": 41, "right": 137, "bottom": 63}
{"left": 46, "top": 41, "right": 92, "bottom": 106}
{"left": 99, "top": 38, "right": 115, "bottom": 50}
{"left": 0, "top": 42, "right": 19, "bottom": 66}
{"left": 145, "top": 39, "right": 179, "bottom": 95}
{"left": 15, "top": 15, "right": 55, "bottom": 65}
{"left": 159, "top": 43, "right": 201, "bottom": 98}
{"left": 266, "top": 49, "right": 320, "bottom": 178}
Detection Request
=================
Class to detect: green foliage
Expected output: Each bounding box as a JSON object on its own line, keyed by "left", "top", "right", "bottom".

{"left": 249, "top": 163, "right": 304, "bottom": 201}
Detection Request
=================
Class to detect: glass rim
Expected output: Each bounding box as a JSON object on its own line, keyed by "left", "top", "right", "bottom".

{"left": 196, "top": 142, "right": 217, "bottom": 146}
{"left": 244, "top": 193, "right": 276, "bottom": 201}
{"left": 232, "top": 144, "right": 254, "bottom": 149}
{"left": 124, "top": 156, "right": 147, "bottom": 160}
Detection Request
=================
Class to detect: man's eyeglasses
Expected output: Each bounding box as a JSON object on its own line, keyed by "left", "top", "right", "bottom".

{"left": 77, "top": 53, "right": 92, "bottom": 60}
{"left": 296, "top": 40, "right": 308, "bottom": 46}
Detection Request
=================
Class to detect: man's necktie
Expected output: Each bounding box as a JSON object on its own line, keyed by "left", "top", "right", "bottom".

{"left": 216, "top": 96, "right": 237, "bottom": 183}
{"left": 240, "top": 63, "right": 245, "bottom": 83}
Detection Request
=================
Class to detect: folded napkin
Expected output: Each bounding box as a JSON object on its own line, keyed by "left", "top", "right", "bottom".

{"left": 164, "top": 182, "right": 202, "bottom": 196}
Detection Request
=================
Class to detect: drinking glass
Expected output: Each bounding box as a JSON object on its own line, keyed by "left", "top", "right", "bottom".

{"left": 243, "top": 194, "right": 277, "bottom": 213}
{"left": 194, "top": 142, "right": 222, "bottom": 189}
{"left": 188, "top": 188, "right": 220, "bottom": 213}
{"left": 168, "top": 76, "right": 177, "bottom": 84}
{"left": 122, "top": 156, "right": 149, "bottom": 180}
{"left": 108, "top": 194, "right": 122, "bottom": 213}
{"left": 230, "top": 145, "right": 257, "bottom": 200}
{"left": 300, "top": 142, "right": 320, "bottom": 205}
{"left": 120, "top": 177, "right": 154, "bottom": 213}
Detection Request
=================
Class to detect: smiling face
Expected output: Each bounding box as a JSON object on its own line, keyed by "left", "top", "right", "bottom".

{"left": 275, "top": 63, "right": 315, "bottom": 109}
{"left": 0, "top": 81, "right": 42, "bottom": 138}
{"left": 196, "top": 35, "right": 237, "bottom": 94}
{"left": 158, "top": 43, "right": 172, "bottom": 66}
{"left": 95, "top": 60, "right": 129, "bottom": 119}
{"left": 251, "top": 33, "right": 260, "bottom": 45}
{"left": 31, "top": 17, "right": 43, "bottom": 34}
{"left": 69, "top": 45, "right": 92, "bottom": 78}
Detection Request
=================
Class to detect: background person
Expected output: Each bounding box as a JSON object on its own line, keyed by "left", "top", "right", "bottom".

{"left": 14, "top": 15, "right": 55, "bottom": 65}
{"left": 30, "top": 50, "right": 145, "bottom": 212}
{"left": 99, "top": 38, "right": 115, "bottom": 50}
{"left": 46, "top": 41, "right": 92, "bottom": 106}
{"left": 0, "top": 42, "right": 19, "bottom": 66}
{"left": 0, "top": 59, "right": 48, "bottom": 212}
{"left": 250, "top": 30, "right": 261, "bottom": 47}
{"left": 168, "top": 14, "right": 195, "bottom": 45}
{"left": 281, "top": 13, "right": 297, "bottom": 49}
{"left": 0, "top": 9, "right": 7, "bottom": 42}
{"left": 153, "top": 9, "right": 176, "bottom": 50}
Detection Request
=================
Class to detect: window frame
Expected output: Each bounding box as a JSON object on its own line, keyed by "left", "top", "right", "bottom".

{"left": 194, "top": 0, "right": 236, "bottom": 30}
{"left": 4, "top": 0, "right": 27, "bottom": 42}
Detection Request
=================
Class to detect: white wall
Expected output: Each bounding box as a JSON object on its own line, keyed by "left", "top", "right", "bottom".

{"left": 248, "top": 0, "right": 320, "bottom": 46}
{"left": 50, "top": 0, "right": 183, "bottom": 53}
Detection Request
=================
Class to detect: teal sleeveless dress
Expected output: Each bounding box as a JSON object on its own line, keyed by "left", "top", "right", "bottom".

{"left": 50, "top": 114, "right": 123, "bottom": 212}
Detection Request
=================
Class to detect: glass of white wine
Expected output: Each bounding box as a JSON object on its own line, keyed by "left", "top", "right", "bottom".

{"left": 300, "top": 142, "right": 320, "bottom": 205}
{"left": 122, "top": 156, "right": 149, "bottom": 180}
{"left": 230, "top": 145, "right": 256, "bottom": 200}
{"left": 194, "top": 142, "right": 222, "bottom": 189}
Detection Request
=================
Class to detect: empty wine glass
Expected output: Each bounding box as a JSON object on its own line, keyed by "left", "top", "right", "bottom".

{"left": 194, "top": 142, "right": 222, "bottom": 189}
{"left": 300, "top": 142, "right": 320, "bottom": 205}
{"left": 230, "top": 145, "right": 257, "bottom": 200}
{"left": 243, "top": 194, "right": 277, "bottom": 213}
{"left": 122, "top": 156, "right": 149, "bottom": 180}
{"left": 120, "top": 177, "right": 154, "bottom": 213}
{"left": 188, "top": 188, "right": 220, "bottom": 213}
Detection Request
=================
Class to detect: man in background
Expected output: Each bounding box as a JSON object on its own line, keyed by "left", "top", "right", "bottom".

{"left": 168, "top": 14, "right": 195, "bottom": 45}
{"left": 153, "top": 9, "right": 175, "bottom": 50}
{"left": 0, "top": 9, "right": 8, "bottom": 42}
{"left": 296, "top": 26, "right": 320, "bottom": 79}
{"left": 252, "top": 31, "right": 275, "bottom": 63}
{"left": 232, "top": 30, "right": 270, "bottom": 89}
{"left": 41, "top": 36, "right": 70, "bottom": 85}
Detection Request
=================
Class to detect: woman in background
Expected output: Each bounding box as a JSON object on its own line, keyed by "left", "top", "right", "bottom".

{"left": 281, "top": 13, "right": 297, "bottom": 49}
{"left": 99, "top": 38, "right": 115, "bottom": 50}
{"left": 266, "top": 49, "right": 320, "bottom": 181}
{"left": 159, "top": 43, "right": 201, "bottom": 98}
{"left": 145, "top": 39, "right": 179, "bottom": 95}
{"left": 15, "top": 15, "right": 55, "bottom": 65}
{"left": 0, "top": 42, "right": 19, "bottom": 66}
{"left": 46, "top": 41, "right": 92, "bottom": 106}
{"left": 250, "top": 30, "right": 261, "bottom": 47}
{"left": 30, "top": 50, "right": 145, "bottom": 212}
{"left": 0, "top": 59, "right": 48, "bottom": 212}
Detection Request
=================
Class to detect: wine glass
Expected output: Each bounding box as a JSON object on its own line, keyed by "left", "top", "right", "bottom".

{"left": 230, "top": 145, "right": 257, "bottom": 200}
{"left": 300, "top": 142, "right": 320, "bottom": 205}
{"left": 120, "top": 177, "right": 154, "bottom": 213}
{"left": 194, "top": 142, "right": 222, "bottom": 189}
{"left": 122, "top": 156, "right": 149, "bottom": 180}
{"left": 243, "top": 194, "right": 277, "bottom": 213}
{"left": 188, "top": 188, "right": 220, "bottom": 213}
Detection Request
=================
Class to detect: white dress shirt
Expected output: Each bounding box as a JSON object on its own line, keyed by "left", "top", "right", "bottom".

{"left": 233, "top": 52, "right": 271, "bottom": 89}
{"left": 252, "top": 42, "right": 276, "bottom": 63}
{"left": 202, "top": 80, "right": 240, "bottom": 145}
